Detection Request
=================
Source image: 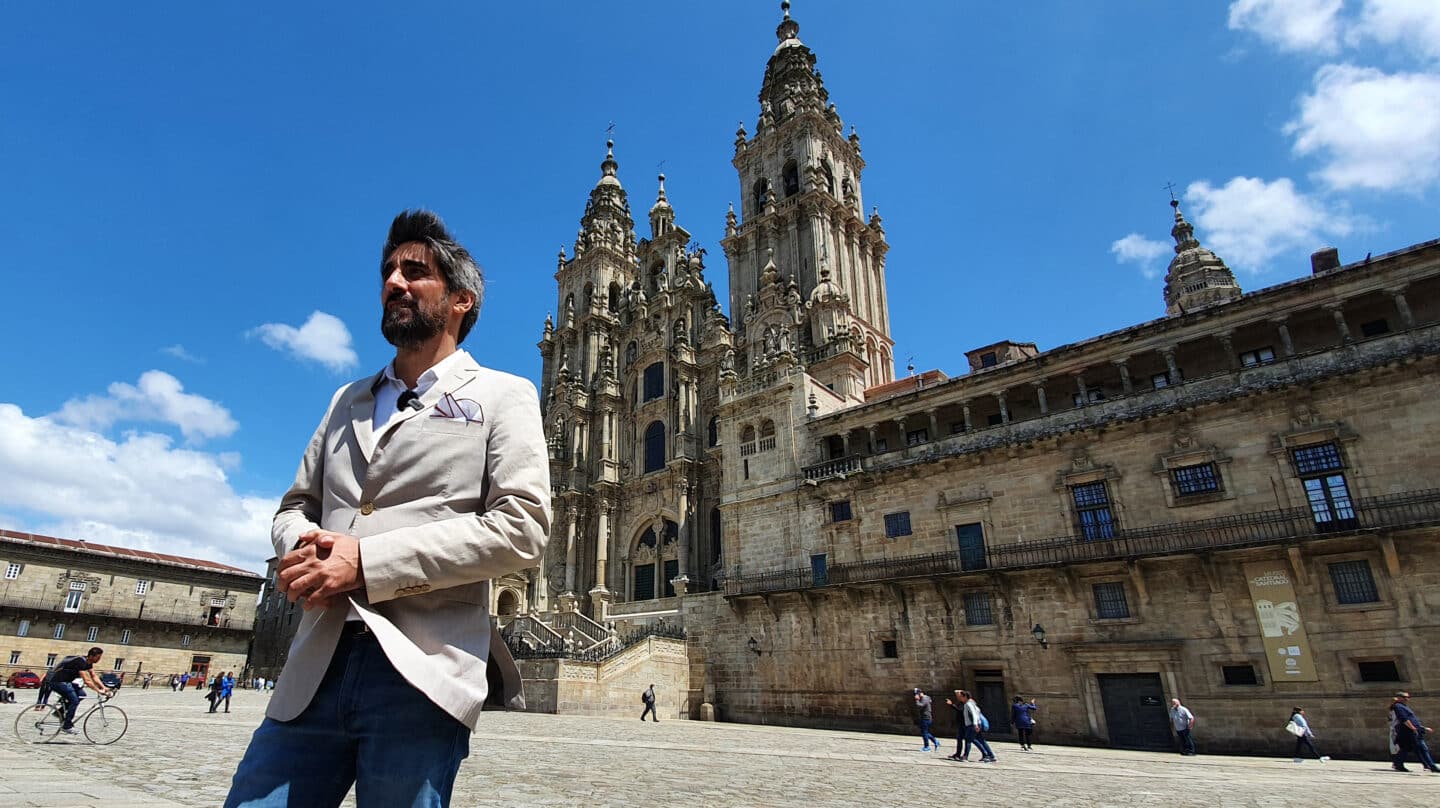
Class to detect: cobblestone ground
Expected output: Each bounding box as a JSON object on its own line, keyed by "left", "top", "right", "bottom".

{"left": 2, "top": 688, "right": 1436, "bottom": 807}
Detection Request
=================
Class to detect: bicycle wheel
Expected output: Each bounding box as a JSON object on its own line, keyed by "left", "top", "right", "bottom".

{"left": 83, "top": 703, "right": 128, "bottom": 745}
{"left": 14, "top": 703, "right": 63, "bottom": 744}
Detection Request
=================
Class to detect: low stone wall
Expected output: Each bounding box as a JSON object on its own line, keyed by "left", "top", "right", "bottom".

{"left": 515, "top": 636, "right": 691, "bottom": 719}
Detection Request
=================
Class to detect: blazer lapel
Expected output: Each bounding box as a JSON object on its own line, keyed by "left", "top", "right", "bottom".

{"left": 349, "top": 375, "right": 382, "bottom": 463}
{"left": 375, "top": 356, "right": 481, "bottom": 439}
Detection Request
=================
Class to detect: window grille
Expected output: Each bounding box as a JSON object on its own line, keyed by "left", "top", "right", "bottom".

{"left": 1093, "top": 582, "right": 1130, "bottom": 619}
{"left": 1328, "top": 560, "right": 1380, "bottom": 604}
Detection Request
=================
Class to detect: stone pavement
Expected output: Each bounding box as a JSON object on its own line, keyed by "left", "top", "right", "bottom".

{"left": 2, "top": 688, "right": 1436, "bottom": 807}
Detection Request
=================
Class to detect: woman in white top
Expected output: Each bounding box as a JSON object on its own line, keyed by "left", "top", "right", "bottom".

{"left": 1289, "top": 707, "right": 1329, "bottom": 762}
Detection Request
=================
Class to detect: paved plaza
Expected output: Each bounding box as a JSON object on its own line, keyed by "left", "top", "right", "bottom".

{"left": 1, "top": 688, "right": 1436, "bottom": 807}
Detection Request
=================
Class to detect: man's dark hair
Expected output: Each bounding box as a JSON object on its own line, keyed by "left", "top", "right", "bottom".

{"left": 381, "top": 210, "right": 485, "bottom": 343}
{"left": 88, "top": 647, "right": 103, "bottom": 657}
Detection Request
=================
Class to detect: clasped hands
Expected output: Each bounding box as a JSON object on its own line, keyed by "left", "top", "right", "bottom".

{"left": 277, "top": 529, "right": 365, "bottom": 610}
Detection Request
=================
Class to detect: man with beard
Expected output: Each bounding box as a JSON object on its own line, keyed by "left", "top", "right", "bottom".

{"left": 225, "top": 210, "right": 551, "bottom": 808}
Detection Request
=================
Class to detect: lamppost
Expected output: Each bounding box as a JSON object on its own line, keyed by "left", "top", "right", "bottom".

{"left": 1030, "top": 624, "right": 1049, "bottom": 650}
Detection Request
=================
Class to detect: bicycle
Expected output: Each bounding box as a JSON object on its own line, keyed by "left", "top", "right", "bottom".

{"left": 13, "top": 691, "right": 128, "bottom": 745}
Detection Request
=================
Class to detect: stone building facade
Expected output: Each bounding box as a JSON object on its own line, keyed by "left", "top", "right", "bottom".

{"left": 0, "top": 529, "right": 262, "bottom": 685}
{"left": 525, "top": 4, "right": 1440, "bottom": 757}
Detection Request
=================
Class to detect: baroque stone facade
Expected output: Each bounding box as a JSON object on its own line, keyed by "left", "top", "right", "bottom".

{"left": 0, "top": 529, "right": 261, "bottom": 685}
{"left": 528, "top": 4, "right": 1440, "bottom": 757}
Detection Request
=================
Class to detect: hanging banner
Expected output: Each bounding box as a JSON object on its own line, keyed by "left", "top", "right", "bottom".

{"left": 1244, "top": 562, "right": 1319, "bottom": 682}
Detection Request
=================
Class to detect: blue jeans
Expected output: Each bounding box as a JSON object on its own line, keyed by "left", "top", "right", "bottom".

{"left": 224, "top": 630, "right": 470, "bottom": 808}
{"left": 1394, "top": 734, "right": 1440, "bottom": 771}
{"left": 51, "top": 681, "right": 83, "bottom": 729}
{"left": 963, "top": 726, "right": 994, "bottom": 759}
{"left": 918, "top": 718, "right": 937, "bottom": 748}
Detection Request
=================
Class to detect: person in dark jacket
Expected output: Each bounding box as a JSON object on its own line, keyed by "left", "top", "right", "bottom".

{"left": 1390, "top": 692, "right": 1440, "bottom": 772}
{"left": 208, "top": 675, "right": 224, "bottom": 713}
{"left": 1012, "top": 696, "right": 1039, "bottom": 751}
{"left": 641, "top": 684, "right": 658, "bottom": 722}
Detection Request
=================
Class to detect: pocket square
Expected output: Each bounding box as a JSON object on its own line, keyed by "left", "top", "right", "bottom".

{"left": 432, "top": 393, "right": 484, "bottom": 425}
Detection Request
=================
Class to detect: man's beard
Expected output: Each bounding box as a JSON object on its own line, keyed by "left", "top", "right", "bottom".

{"left": 381, "top": 296, "right": 448, "bottom": 348}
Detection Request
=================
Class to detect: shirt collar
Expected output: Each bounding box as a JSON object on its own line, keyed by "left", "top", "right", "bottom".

{"left": 379, "top": 349, "right": 470, "bottom": 396}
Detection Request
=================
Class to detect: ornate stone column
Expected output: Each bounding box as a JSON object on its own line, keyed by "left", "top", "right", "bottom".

{"left": 1073, "top": 373, "right": 1089, "bottom": 407}
{"left": 1326, "top": 303, "right": 1351, "bottom": 343}
{"left": 1162, "top": 347, "right": 1181, "bottom": 383}
{"left": 840, "top": 432, "right": 852, "bottom": 456}
{"left": 1113, "top": 359, "right": 1133, "bottom": 394}
{"left": 674, "top": 480, "right": 692, "bottom": 591}
{"left": 1273, "top": 318, "right": 1295, "bottom": 357}
{"left": 1390, "top": 287, "right": 1415, "bottom": 329}
{"left": 590, "top": 498, "right": 614, "bottom": 619}
{"left": 961, "top": 401, "right": 973, "bottom": 432}
{"left": 1218, "top": 331, "right": 1239, "bottom": 369}
{"left": 558, "top": 506, "right": 580, "bottom": 612}
{"left": 1032, "top": 381, "right": 1048, "bottom": 414}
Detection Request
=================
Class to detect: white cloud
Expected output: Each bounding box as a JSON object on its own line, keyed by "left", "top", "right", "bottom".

{"left": 1184, "top": 176, "right": 1353, "bottom": 273}
{"left": 1350, "top": 0, "right": 1440, "bottom": 63}
{"left": 0, "top": 404, "right": 276, "bottom": 573}
{"left": 1110, "top": 234, "right": 1172, "bottom": 279}
{"left": 52, "top": 370, "right": 238, "bottom": 443}
{"left": 161, "top": 344, "right": 203, "bottom": 363}
{"left": 249, "top": 310, "right": 359, "bottom": 372}
{"left": 1228, "top": 0, "right": 1343, "bottom": 54}
{"left": 1286, "top": 63, "right": 1440, "bottom": 191}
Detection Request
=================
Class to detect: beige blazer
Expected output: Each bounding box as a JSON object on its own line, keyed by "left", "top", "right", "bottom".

{"left": 267, "top": 352, "right": 551, "bottom": 730}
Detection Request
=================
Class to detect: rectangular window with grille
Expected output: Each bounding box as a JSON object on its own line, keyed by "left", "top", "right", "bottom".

{"left": 830, "top": 501, "right": 853, "bottom": 523}
{"left": 1293, "top": 443, "right": 1356, "bottom": 530}
{"left": 1292, "top": 443, "right": 1344, "bottom": 475}
{"left": 633, "top": 564, "right": 656, "bottom": 601}
{"left": 662, "top": 559, "right": 679, "bottom": 598}
{"left": 1093, "top": 582, "right": 1130, "bottom": 619}
{"left": 1329, "top": 560, "right": 1380, "bottom": 604}
{"left": 1222, "top": 664, "right": 1260, "bottom": 685}
{"left": 906, "top": 429, "right": 928, "bottom": 446}
{"left": 134, "top": 580, "right": 150, "bottom": 596}
{"left": 884, "top": 511, "right": 912, "bottom": 538}
{"left": 963, "top": 592, "right": 994, "bottom": 626}
{"left": 1358, "top": 660, "right": 1402, "bottom": 682}
{"left": 642, "top": 362, "right": 665, "bottom": 401}
{"left": 4, "top": 562, "right": 19, "bottom": 580}
{"left": 1071, "top": 481, "right": 1117, "bottom": 540}
{"left": 87, "top": 626, "right": 99, "bottom": 642}
{"left": 1170, "top": 463, "right": 1221, "bottom": 496}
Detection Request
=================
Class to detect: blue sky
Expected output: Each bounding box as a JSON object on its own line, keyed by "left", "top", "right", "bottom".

{"left": 2, "top": 1, "right": 1437, "bottom": 572}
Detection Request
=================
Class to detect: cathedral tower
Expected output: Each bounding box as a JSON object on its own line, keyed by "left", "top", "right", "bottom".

{"left": 1163, "top": 198, "right": 1242, "bottom": 315}
{"left": 721, "top": 2, "right": 894, "bottom": 397}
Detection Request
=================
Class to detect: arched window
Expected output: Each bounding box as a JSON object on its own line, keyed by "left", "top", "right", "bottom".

{"left": 782, "top": 160, "right": 800, "bottom": 198}
{"left": 625, "top": 341, "right": 638, "bottom": 366}
{"left": 822, "top": 161, "right": 836, "bottom": 196}
{"left": 759, "top": 420, "right": 777, "bottom": 452}
{"left": 634, "top": 527, "right": 658, "bottom": 600}
{"left": 740, "top": 424, "right": 757, "bottom": 457}
{"left": 707, "top": 416, "right": 719, "bottom": 447}
{"left": 608, "top": 282, "right": 622, "bottom": 312}
{"left": 583, "top": 282, "right": 594, "bottom": 310}
{"left": 752, "top": 179, "right": 768, "bottom": 214}
{"left": 644, "top": 421, "right": 667, "bottom": 473}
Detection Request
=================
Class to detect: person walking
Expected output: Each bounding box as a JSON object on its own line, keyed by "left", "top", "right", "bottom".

{"left": 221, "top": 672, "right": 235, "bottom": 713}
{"left": 641, "top": 684, "right": 659, "bottom": 722}
{"left": 179, "top": 672, "right": 189, "bottom": 691}
{"left": 1170, "top": 698, "right": 1197, "bottom": 756}
{"left": 1012, "top": 696, "right": 1038, "bottom": 751}
{"left": 914, "top": 688, "right": 939, "bottom": 752}
{"left": 1390, "top": 692, "right": 1440, "bottom": 773}
{"left": 946, "top": 690, "right": 996, "bottom": 762}
{"left": 36, "top": 668, "right": 53, "bottom": 705}
{"left": 208, "top": 674, "right": 224, "bottom": 713}
{"left": 224, "top": 210, "right": 551, "bottom": 808}
{"left": 1286, "top": 707, "right": 1329, "bottom": 762}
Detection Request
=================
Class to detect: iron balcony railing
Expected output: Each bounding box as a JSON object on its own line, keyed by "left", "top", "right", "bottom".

{"left": 724, "top": 488, "right": 1440, "bottom": 597}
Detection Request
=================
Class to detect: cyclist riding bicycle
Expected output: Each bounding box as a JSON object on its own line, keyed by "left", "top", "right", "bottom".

{"left": 47, "top": 647, "right": 113, "bottom": 735}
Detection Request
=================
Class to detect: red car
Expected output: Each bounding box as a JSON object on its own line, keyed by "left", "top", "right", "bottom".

{"left": 6, "top": 670, "right": 41, "bottom": 688}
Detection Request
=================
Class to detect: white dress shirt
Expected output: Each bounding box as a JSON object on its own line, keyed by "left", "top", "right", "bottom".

{"left": 372, "top": 349, "right": 471, "bottom": 434}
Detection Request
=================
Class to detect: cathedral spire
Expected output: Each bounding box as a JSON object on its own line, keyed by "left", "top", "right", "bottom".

{"left": 1163, "top": 197, "right": 1241, "bottom": 316}
{"left": 649, "top": 173, "right": 676, "bottom": 237}
{"left": 576, "top": 138, "right": 636, "bottom": 258}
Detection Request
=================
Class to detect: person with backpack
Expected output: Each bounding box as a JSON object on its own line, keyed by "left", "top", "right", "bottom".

{"left": 46, "top": 647, "right": 113, "bottom": 735}
{"left": 640, "top": 684, "right": 658, "bottom": 722}
{"left": 945, "top": 690, "right": 996, "bottom": 762}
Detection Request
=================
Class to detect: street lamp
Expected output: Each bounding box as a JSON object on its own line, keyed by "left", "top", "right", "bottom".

{"left": 1030, "top": 624, "right": 1049, "bottom": 650}
{"left": 747, "top": 636, "right": 763, "bottom": 656}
